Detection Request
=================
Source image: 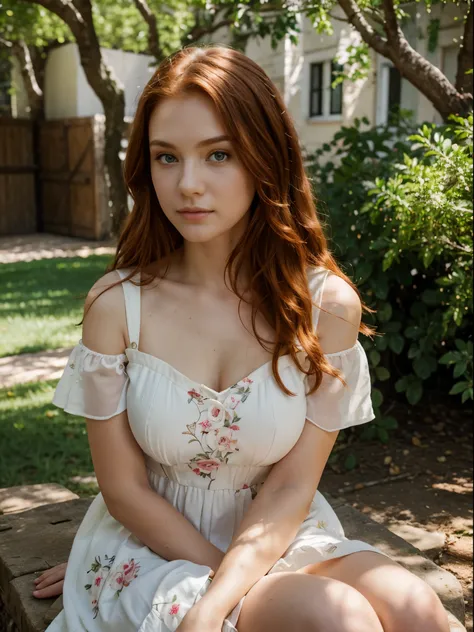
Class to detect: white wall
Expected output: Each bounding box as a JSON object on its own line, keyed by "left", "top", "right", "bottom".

{"left": 44, "top": 43, "right": 78, "bottom": 119}
{"left": 43, "top": 43, "right": 155, "bottom": 120}
{"left": 76, "top": 47, "right": 156, "bottom": 119}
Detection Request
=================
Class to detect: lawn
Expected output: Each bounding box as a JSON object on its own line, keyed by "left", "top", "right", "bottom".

{"left": 0, "top": 380, "right": 97, "bottom": 496}
{"left": 0, "top": 254, "right": 114, "bottom": 357}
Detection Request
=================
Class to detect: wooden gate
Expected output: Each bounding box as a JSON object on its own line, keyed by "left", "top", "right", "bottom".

{"left": 0, "top": 118, "right": 37, "bottom": 235}
{"left": 0, "top": 116, "right": 109, "bottom": 239}
{"left": 40, "top": 117, "right": 108, "bottom": 239}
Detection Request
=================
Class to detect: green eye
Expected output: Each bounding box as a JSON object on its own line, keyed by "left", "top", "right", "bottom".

{"left": 157, "top": 154, "right": 176, "bottom": 164}
{"left": 210, "top": 151, "right": 229, "bottom": 162}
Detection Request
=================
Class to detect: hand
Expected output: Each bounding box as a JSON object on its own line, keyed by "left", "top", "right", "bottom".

{"left": 32, "top": 562, "right": 67, "bottom": 599}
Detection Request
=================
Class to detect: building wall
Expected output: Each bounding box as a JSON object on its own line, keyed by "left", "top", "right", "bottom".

{"left": 75, "top": 47, "right": 155, "bottom": 119}
{"left": 44, "top": 44, "right": 78, "bottom": 119}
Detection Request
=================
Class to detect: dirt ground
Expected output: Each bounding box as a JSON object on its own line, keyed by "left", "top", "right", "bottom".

{"left": 321, "top": 398, "right": 473, "bottom": 631}
{"left": 0, "top": 233, "right": 116, "bottom": 264}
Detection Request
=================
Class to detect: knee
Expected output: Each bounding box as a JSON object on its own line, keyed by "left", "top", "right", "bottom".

{"left": 307, "top": 580, "right": 383, "bottom": 632}
{"left": 386, "top": 580, "right": 450, "bottom": 632}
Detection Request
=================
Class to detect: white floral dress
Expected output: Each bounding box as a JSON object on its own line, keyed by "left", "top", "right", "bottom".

{"left": 46, "top": 266, "right": 390, "bottom": 632}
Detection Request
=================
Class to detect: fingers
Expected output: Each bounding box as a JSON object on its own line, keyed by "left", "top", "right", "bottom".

{"left": 33, "top": 580, "right": 64, "bottom": 599}
{"left": 34, "top": 563, "right": 67, "bottom": 586}
{"left": 32, "top": 563, "right": 67, "bottom": 599}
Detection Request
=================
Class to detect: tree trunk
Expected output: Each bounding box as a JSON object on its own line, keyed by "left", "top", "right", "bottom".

{"left": 23, "top": 0, "right": 128, "bottom": 236}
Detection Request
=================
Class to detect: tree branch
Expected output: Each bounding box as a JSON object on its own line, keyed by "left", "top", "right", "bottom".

{"left": 337, "top": 0, "right": 473, "bottom": 119}
{"left": 456, "top": 0, "right": 473, "bottom": 95}
{"left": 133, "top": 0, "right": 164, "bottom": 61}
{"left": 0, "top": 37, "right": 44, "bottom": 118}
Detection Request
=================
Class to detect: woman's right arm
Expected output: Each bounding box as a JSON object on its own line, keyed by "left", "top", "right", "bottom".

{"left": 83, "top": 273, "right": 224, "bottom": 572}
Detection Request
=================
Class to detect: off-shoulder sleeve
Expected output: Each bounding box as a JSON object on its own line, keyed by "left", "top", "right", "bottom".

{"left": 304, "top": 341, "right": 375, "bottom": 431}
{"left": 52, "top": 340, "right": 129, "bottom": 420}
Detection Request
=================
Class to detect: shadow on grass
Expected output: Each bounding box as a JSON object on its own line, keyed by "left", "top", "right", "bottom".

{"left": 0, "top": 380, "right": 97, "bottom": 497}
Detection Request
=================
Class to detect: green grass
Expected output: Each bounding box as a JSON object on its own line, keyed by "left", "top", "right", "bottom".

{"left": 0, "top": 380, "right": 97, "bottom": 496}
{"left": 0, "top": 255, "right": 114, "bottom": 357}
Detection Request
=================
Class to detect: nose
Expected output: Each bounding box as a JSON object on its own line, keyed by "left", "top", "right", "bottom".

{"left": 178, "top": 159, "right": 205, "bottom": 197}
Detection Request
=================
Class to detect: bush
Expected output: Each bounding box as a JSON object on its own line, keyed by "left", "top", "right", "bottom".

{"left": 305, "top": 112, "right": 473, "bottom": 438}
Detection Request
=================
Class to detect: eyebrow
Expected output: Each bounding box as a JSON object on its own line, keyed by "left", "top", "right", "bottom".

{"left": 149, "top": 135, "right": 232, "bottom": 149}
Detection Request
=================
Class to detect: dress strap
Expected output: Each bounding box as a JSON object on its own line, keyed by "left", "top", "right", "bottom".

{"left": 116, "top": 268, "right": 141, "bottom": 349}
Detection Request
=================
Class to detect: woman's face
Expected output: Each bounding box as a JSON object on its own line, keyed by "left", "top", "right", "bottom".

{"left": 148, "top": 92, "right": 256, "bottom": 244}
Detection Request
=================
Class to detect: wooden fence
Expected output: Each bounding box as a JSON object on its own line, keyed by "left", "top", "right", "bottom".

{"left": 0, "top": 116, "right": 110, "bottom": 239}
{"left": 0, "top": 118, "right": 37, "bottom": 236}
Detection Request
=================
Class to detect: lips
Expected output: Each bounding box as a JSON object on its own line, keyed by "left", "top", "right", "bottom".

{"left": 177, "top": 207, "right": 214, "bottom": 220}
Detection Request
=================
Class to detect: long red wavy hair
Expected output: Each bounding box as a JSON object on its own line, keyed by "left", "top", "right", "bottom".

{"left": 90, "top": 45, "right": 373, "bottom": 396}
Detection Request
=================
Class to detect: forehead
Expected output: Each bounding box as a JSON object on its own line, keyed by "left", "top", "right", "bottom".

{"left": 148, "top": 93, "right": 226, "bottom": 138}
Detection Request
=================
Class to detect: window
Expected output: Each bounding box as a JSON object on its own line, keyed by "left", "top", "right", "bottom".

{"left": 309, "top": 62, "right": 323, "bottom": 117}
{"left": 387, "top": 66, "right": 402, "bottom": 122}
{"left": 330, "top": 61, "right": 344, "bottom": 115}
{"left": 308, "top": 58, "right": 344, "bottom": 119}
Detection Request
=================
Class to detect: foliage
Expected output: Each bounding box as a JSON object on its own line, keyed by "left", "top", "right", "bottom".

{"left": 305, "top": 111, "right": 473, "bottom": 436}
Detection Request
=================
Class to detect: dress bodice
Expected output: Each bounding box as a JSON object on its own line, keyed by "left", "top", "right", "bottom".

{"left": 53, "top": 266, "right": 375, "bottom": 492}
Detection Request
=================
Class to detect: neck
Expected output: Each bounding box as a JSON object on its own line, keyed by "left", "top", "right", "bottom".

{"left": 178, "top": 226, "right": 249, "bottom": 293}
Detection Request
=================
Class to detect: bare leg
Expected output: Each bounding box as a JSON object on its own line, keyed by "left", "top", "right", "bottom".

{"left": 237, "top": 571, "right": 384, "bottom": 632}
{"left": 299, "top": 551, "right": 450, "bottom": 632}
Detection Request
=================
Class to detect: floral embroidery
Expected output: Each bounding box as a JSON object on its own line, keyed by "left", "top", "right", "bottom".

{"left": 109, "top": 558, "right": 141, "bottom": 597}
{"left": 84, "top": 555, "right": 140, "bottom": 619}
{"left": 154, "top": 594, "right": 181, "bottom": 623}
{"left": 235, "top": 481, "right": 262, "bottom": 500}
{"left": 183, "top": 379, "right": 253, "bottom": 489}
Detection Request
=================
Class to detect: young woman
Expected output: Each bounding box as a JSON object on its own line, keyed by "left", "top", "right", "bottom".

{"left": 38, "top": 45, "right": 449, "bottom": 632}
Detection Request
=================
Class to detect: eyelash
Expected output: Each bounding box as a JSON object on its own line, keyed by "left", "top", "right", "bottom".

{"left": 155, "top": 150, "right": 230, "bottom": 165}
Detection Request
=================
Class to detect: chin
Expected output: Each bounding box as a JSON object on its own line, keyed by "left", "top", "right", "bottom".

{"left": 178, "top": 226, "right": 224, "bottom": 243}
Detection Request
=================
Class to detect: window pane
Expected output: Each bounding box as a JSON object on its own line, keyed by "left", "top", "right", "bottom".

{"left": 330, "top": 61, "right": 343, "bottom": 115}
{"left": 388, "top": 66, "right": 402, "bottom": 120}
{"left": 310, "top": 90, "right": 323, "bottom": 116}
{"left": 309, "top": 63, "right": 323, "bottom": 116}
{"left": 310, "top": 63, "right": 323, "bottom": 90}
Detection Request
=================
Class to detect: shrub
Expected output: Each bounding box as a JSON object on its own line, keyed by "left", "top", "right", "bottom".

{"left": 305, "top": 112, "right": 473, "bottom": 440}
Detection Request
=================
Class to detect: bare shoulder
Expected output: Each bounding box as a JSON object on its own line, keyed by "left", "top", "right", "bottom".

{"left": 82, "top": 270, "right": 127, "bottom": 353}
{"left": 317, "top": 272, "right": 362, "bottom": 353}
{"left": 85, "top": 270, "right": 123, "bottom": 305}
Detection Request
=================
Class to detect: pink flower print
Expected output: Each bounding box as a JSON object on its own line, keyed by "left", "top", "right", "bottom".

{"left": 188, "top": 389, "right": 202, "bottom": 401}
{"left": 195, "top": 459, "right": 221, "bottom": 473}
{"left": 94, "top": 576, "right": 102, "bottom": 587}
{"left": 192, "top": 467, "right": 200, "bottom": 475}
{"left": 242, "top": 484, "right": 249, "bottom": 489}
{"left": 169, "top": 603, "right": 180, "bottom": 616}
{"left": 207, "top": 427, "right": 238, "bottom": 454}
{"left": 122, "top": 559, "right": 140, "bottom": 586}
{"left": 198, "top": 419, "right": 212, "bottom": 432}
{"left": 230, "top": 424, "right": 240, "bottom": 431}
{"left": 110, "top": 559, "right": 140, "bottom": 592}
{"left": 207, "top": 402, "right": 225, "bottom": 428}
{"left": 242, "top": 377, "right": 253, "bottom": 384}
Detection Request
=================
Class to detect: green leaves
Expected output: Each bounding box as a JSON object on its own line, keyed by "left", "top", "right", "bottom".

{"left": 307, "top": 111, "right": 472, "bottom": 413}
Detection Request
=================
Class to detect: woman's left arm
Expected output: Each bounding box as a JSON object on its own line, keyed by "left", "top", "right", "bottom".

{"left": 189, "top": 275, "right": 362, "bottom": 623}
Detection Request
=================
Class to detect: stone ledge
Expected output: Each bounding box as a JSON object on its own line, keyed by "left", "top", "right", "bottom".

{"left": 0, "top": 491, "right": 467, "bottom": 632}
{"left": 328, "top": 494, "right": 466, "bottom": 629}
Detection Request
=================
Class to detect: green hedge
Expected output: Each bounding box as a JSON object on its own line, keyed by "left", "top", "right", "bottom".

{"left": 306, "top": 111, "right": 473, "bottom": 441}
